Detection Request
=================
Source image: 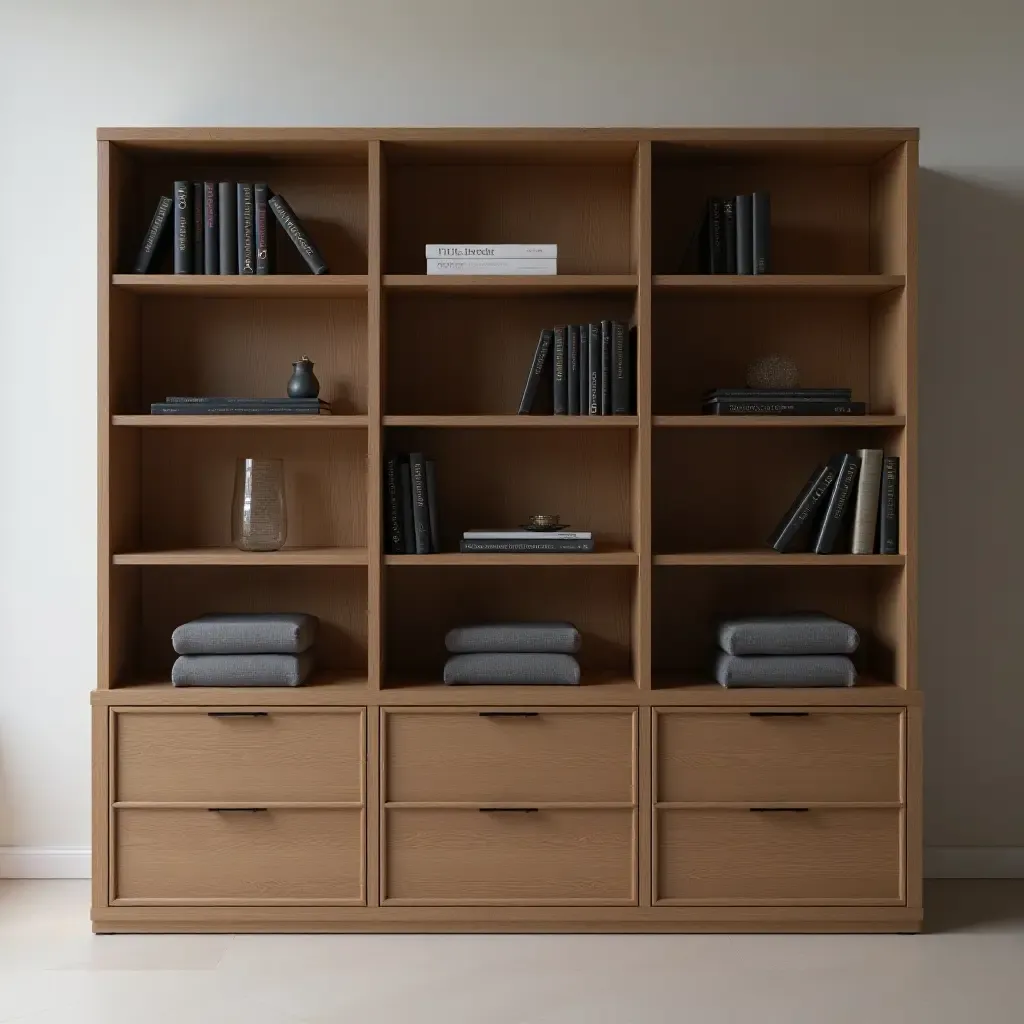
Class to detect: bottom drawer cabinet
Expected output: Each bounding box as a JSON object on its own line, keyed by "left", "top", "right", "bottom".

{"left": 384, "top": 808, "right": 637, "bottom": 905}
{"left": 114, "top": 808, "right": 364, "bottom": 905}
{"left": 656, "top": 808, "right": 902, "bottom": 905}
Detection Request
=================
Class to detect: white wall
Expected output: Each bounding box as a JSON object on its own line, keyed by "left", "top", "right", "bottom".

{"left": 1, "top": 0, "right": 1022, "bottom": 877}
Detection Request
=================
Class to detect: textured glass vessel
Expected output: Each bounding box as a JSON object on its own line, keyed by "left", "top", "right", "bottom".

{"left": 232, "top": 458, "right": 288, "bottom": 552}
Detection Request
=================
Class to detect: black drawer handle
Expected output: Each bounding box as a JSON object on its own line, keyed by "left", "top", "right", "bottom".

{"left": 479, "top": 807, "right": 539, "bottom": 813}
{"left": 749, "top": 807, "right": 810, "bottom": 813}
{"left": 748, "top": 712, "right": 810, "bottom": 718}
{"left": 478, "top": 711, "right": 539, "bottom": 718}
{"left": 208, "top": 807, "right": 269, "bottom": 813}
{"left": 207, "top": 711, "right": 269, "bottom": 718}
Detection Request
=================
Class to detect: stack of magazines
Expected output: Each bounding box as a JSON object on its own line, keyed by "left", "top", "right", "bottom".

{"left": 150, "top": 397, "right": 332, "bottom": 416}
{"left": 460, "top": 529, "right": 594, "bottom": 554}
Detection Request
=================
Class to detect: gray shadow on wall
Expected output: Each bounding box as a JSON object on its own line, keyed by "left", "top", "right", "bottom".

{"left": 918, "top": 168, "right": 1024, "bottom": 848}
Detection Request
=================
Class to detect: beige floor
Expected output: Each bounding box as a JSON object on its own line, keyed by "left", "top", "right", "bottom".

{"left": 1, "top": 881, "right": 1023, "bottom": 1023}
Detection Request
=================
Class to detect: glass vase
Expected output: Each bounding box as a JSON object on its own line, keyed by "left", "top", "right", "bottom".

{"left": 232, "top": 458, "right": 288, "bottom": 552}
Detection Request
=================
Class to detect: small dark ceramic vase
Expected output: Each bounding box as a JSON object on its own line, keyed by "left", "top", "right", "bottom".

{"left": 287, "top": 356, "right": 320, "bottom": 399}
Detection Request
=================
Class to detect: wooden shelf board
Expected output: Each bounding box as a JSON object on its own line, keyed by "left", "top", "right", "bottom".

{"left": 384, "top": 415, "right": 638, "bottom": 429}
{"left": 112, "top": 547, "right": 369, "bottom": 567}
{"left": 653, "top": 415, "right": 905, "bottom": 429}
{"left": 385, "top": 548, "right": 638, "bottom": 567}
{"left": 96, "top": 673, "right": 371, "bottom": 706}
{"left": 112, "top": 274, "right": 369, "bottom": 297}
{"left": 112, "top": 415, "right": 369, "bottom": 428}
{"left": 650, "top": 678, "right": 914, "bottom": 706}
{"left": 383, "top": 274, "right": 637, "bottom": 295}
{"left": 654, "top": 551, "right": 906, "bottom": 567}
{"left": 653, "top": 274, "right": 905, "bottom": 296}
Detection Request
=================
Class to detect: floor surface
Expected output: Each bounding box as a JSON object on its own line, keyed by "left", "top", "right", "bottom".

{"left": 1, "top": 880, "right": 1023, "bottom": 1023}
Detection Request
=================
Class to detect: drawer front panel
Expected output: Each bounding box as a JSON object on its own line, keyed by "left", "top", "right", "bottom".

{"left": 116, "top": 709, "right": 364, "bottom": 803}
{"left": 114, "top": 808, "right": 364, "bottom": 904}
{"left": 656, "top": 808, "right": 902, "bottom": 904}
{"left": 656, "top": 710, "right": 902, "bottom": 804}
{"left": 385, "top": 709, "right": 636, "bottom": 803}
{"left": 384, "top": 807, "right": 636, "bottom": 905}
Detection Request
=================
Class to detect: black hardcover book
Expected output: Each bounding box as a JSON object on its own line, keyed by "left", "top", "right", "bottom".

{"left": 579, "top": 327, "right": 590, "bottom": 414}
{"left": 409, "top": 453, "right": 431, "bottom": 555}
{"left": 708, "top": 198, "right": 726, "bottom": 274}
{"left": 552, "top": 325, "right": 569, "bottom": 415}
{"left": 753, "top": 191, "right": 771, "bottom": 274}
{"left": 384, "top": 457, "right": 403, "bottom": 553}
{"left": 254, "top": 183, "right": 274, "bottom": 275}
{"left": 192, "top": 183, "right": 204, "bottom": 273}
{"left": 269, "top": 194, "right": 329, "bottom": 274}
{"left": 813, "top": 453, "right": 861, "bottom": 554}
{"left": 768, "top": 456, "right": 843, "bottom": 553}
{"left": 237, "top": 184, "right": 255, "bottom": 275}
{"left": 705, "top": 388, "right": 852, "bottom": 401}
{"left": 133, "top": 196, "right": 172, "bottom": 273}
{"left": 164, "top": 396, "right": 327, "bottom": 407}
{"left": 611, "top": 320, "right": 631, "bottom": 414}
{"left": 588, "top": 323, "right": 601, "bottom": 415}
{"left": 722, "top": 196, "right": 737, "bottom": 274}
{"left": 703, "top": 400, "right": 866, "bottom": 416}
{"left": 600, "top": 320, "right": 612, "bottom": 414}
{"left": 517, "top": 328, "right": 554, "bottom": 414}
{"left": 218, "top": 182, "right": 238, "bottom": 274}
{"left": 426, "top": 460, "right": 441, "bottom": 554}
{"left": 150, "top": 403, "right": 330, "bottom": 416}
{"left": 567, "top": 325, "right": 580, "bottom": 415}
{"left": 172, "top": 181, "right": 192, "bottom": 274}
{"left": 398, "top": 461, "right": 416, "bottom": 554}
{"left": 878, "top": 456, "right": 900, "bottom": 554}
{"left": 629, "top": 324, "right": 638, "bottom": 414}
{"left": 459, "top": 539, "right": 595, "bottom": 554}
{"left": 735, "top": 194, "right": 753, "bottom": 274}
{"left": 203, "top": 183, "right": 219, "bottom": 275}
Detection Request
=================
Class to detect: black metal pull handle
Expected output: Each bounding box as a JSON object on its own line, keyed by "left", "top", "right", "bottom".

{"left": 479, "top": 807, "right": 539, "bottom": 813}
{"left": 207, "top": 711, "right": 269, "bottom": 718}
{"left": 748, "top": 712, "right": 810, "bottom": 718}
{"left": 208, "top": 807, "right": 269, "bottom": 813}
{"left": 478, "top": 711, "right": 540, "bottom": 718}
{"left": 749, "top": 807, "right": 810, "bottom": 813}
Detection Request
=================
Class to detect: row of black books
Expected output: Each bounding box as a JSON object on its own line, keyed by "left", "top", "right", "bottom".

{"left": 769, "top": 450, "right": 899, "bottom": 555}
{"left": 384, "top": 454, "right": 440, "bottom": 554}
{"left": 459, "top": 528, "right": 594, "bottom": 554}
{"left": 150, "top": 397, "right": 332, "bottom": 416}
{"left": 704, "top": 388, "right": 866, "bottom": 417}
{"left": 133, "top": 184, "right": 328, "bottom": 276}
{"left": 518, "top": 322, "right": 636, "bottom": 416}
{"left": 698, "top": 193, "right": 771, "bottom": 275}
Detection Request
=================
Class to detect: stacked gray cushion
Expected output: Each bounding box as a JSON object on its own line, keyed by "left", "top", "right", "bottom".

{"left": 172, "top": 652, "right": 315, "bottom": 687}
{"left": 445, "top": 622, "right": 581, "bottom": 655}
{"left": 444, "top": 653, "right": 580, "bottom": 686}
{"left": 172, "top": 613, "right": 318, "bottom": 655}
{"left": 718, "top": 614, "right": 859, "bottom": 657}
{"left": 715, "top": 653, "right": 856, "bottom": 688}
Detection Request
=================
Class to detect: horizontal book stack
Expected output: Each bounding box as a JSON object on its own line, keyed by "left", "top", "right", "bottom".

{"left": 133, "top": 185, "right": 328, "bottom": 275}
{"left": 518, "top": 322, "right": 636, "bottom": 416}
{"left": 769, "top": 450, "right": 900, "bottom": 555}
{"left": 384, "top": 454, "right": 441, "bottom": 554}
{"left": 459, "top": 529, "right": 594, "bottom": 554}
{"left": 150, "top": 397, "right": 331, "bottom": 416}
{"left": 698, "top": 193, "right": 771, "bottom": 274}
{"left": 703, "top": 388, "right": 866, "bottom": 417}
{"left": 425, "top": 244, "right": 556, "bottom": 275}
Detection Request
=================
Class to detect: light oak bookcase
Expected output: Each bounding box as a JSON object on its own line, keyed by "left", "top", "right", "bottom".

{"left": 93, "top": 127, "right": 920, "bottom": 933}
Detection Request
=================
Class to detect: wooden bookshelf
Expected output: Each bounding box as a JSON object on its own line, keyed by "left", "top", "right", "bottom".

{"left": 95, "top": 127, "right": 919, "bottom": 935}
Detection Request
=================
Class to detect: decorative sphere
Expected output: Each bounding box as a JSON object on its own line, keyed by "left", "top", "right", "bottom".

{"left": 746, "top": 354, "right": 800, "bottom": 390}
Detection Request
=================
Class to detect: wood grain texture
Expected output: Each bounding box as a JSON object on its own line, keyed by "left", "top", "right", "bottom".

{"left": 383, "top": 708, "right": 636, "bottom": 803}
{"left": 653, "top": 415, "right": 904, "bottom": 429}
{"left": 384, "top": 275, "right": 636, "bottom": 295}
{"left": 384, "top": 415, "right": 638, "bottom": 428}
{"left": 114, "top": 708, "right": 364, "bottom": 802}
{"left": 384, "top": 549, "right": 636, "bottom": 567}
{"left": 906, "top": 705, "right": 922, "bottom": 910}
{"left": 653, "top": 552, "right": 904, "bottom": 567}
{"left": 113, "top": 275, "right": 368, "bottom": 297}
{"left": 92, "top": 707, "right": 111, "bottom": 911}
{"left": 653, "top": 275, "right": 904, "bottom": 295}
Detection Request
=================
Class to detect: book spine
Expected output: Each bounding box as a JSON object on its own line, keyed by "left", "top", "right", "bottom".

{"left": 579, "top": 329, "right": 590, "bottom": 415}
{"left": 459, "top": 540, "right": 595, "bottom": 553}
{"left": 408, "top": 453, "right": 431, "bottom": 554}
{"left": 237, "top": 184, "right": 255, "bottom": 274}
{"left": 254, "top": 183, "right": 273, "bottom": 275}
{"left": 812, "top": 454, "right": 861, "bottom": 554}
{"left": 425, "top": 244, "right": 557, "bottom": 258}
{"left": 588, "top": 323, "right": 601, "bottom": 415}
{"left": 398, "top": 462, "right": 416, "bottom": 554}
{"left": 172, "top": 181, "right": 192, "bottom": 274}
{"left": 463, "top": 531, "right": 593, "bottom": 540}
{"left": 850, "top": 449, "right": 884, "bottom": 554}
{"left": 384, "top": 457, "right": 403, "bottom": 553}
{"left": 723, "top": 196, "right": 737, "bottom": 274}
{"left": 517, "top": 329, "right": 554, "bottom": 414}
{"left": 191, "top": 183, "right": 204, "bottom": 273}
{"left": 218, "top": 182, "right": 238, "bottom": 274}
{"left": 425, "top": 258, "right": 557, "bottom": 275}
{"left": 704, "top": 401, "right": 865, "bottom": 416}
{"left": 767, "top": 459, "right": 841, "bottom": 553}
{"left": 426, "top": 460, "right": 441, "bottom": 553}
{"left": 628, "top": 324, "right": 637, "bottom": 415}
{"left": 163, "top": 397, "right": 327, "bottom": 407}
{"left": 553, "top": 325, "right": 568, "bottom": 415}
{"left": 600, "top": 320, "right": 612, "bottom": 414}
{"left": 612, "top": 321, "right": 630, "bottom": 414}
{"left": 753, "top": 191, "right": 771, "bottom": 274}
{"left": 203, "top": 183, "right": 219, "bottom": 274}
{"left": 708, "top": 198, "right": 725, "bottom": 273}
{"left": 567, "top": 325, "right": 580, "bottom": 415}
{"left": 150, "top": 404, "right": 328, "bottom": 415}
{"left": 878, "top": 456, "right": 900, "bottom": 554}
{"left": 132, "top": 196, "right": 172, "bottom": 273}
{"left": 269, "top": 194, "right": 328, "bottom": 274}
{"left": 735, "top": 194, "right": 753, "bottom": 274}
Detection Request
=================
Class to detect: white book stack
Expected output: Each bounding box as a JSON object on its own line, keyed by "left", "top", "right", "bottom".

{"left": 425, "top": 244, "right": 557, "bottom": 275}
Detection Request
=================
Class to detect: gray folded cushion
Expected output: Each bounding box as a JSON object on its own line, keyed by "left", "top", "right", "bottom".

{"left": 445, "top": 622, "right": 581, "bottom": 655}
{"left": 718, "top": 614, "right": 859, "bottom": 656}
{"left": 171, "top": 613, "right": 318, "bottom": 655}
{"left": 443, "top": 653, "right": 580, "bottom": 685}
{"left": 171, "top": 652, "right": 316, "bottom": 687}
{"left": 715, "top": 653, "right": 856, "bottom": 688}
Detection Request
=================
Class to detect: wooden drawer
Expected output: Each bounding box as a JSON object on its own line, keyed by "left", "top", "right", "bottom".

{"left": 655, "top": 709, "right": 902, "bottom": 804}
{"left": 384, "top": 708, "right": 636, "bottom": 803}
{"left": 114, "top": 807, "right": 364, "bottom": 904}
{"left": 115, "top": 709, "right": 364, "bottom": 803}
{"left": 656, "top": 808, "right": 902, "bottom": 904}
{"left": 384, "top": 807, "right": 636, "bottom": 905}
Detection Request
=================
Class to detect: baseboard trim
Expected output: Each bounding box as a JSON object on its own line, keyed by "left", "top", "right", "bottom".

{"left": 925, "top": 846, "right": 1024, "bottom": 878}
{"left": 0, "top": 847, "right": 92, "bottom": 879}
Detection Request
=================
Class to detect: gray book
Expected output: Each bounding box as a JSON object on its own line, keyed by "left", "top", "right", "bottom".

{"left": 850, "top": 448, "right": 884, "bottom": 554}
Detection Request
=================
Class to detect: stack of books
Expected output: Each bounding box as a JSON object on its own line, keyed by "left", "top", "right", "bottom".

{"left": 384, "top": 454, "right": 441, "bottom": 554}
{"left": 150, "top": 397, "right": 331, "bottom": 416}
{"left": 460, "top": 529, "right": 594, "bottom": 554}
{"left": 133, "top": 184, "right": 328, "bottom": 276}
{"left": 518, "top": 322, "right": 635, "bottom": 415}
{"left": 425, "top": 244, "right": 556, "bottom": 276}
{"left": 698, "top": 193, "right": 771, "bottom": 274}
{"left": 769, "top": 450, "right": 899, "bottom": 555}
{"left": 703, "top": 388, "right": 865, "bottom": 417}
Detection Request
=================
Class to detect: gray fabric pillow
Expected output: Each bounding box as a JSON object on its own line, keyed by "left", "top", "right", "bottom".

{"left": 443, "top": 653, "right": 581, "bottom": 685}
{"left": 718, "top": 614, "right": 859, "bottom": 656}
{"left": 445, "top": 622, "right": 581, "bottom": 654}
{"left": 171, "top": 613, "right": 318, "bottom": 655}
{"left": 171, "top": 652, "right": 316, "bottom": 687}
{"left": 715, "top": 653, "right": 856, "bottom": 688}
